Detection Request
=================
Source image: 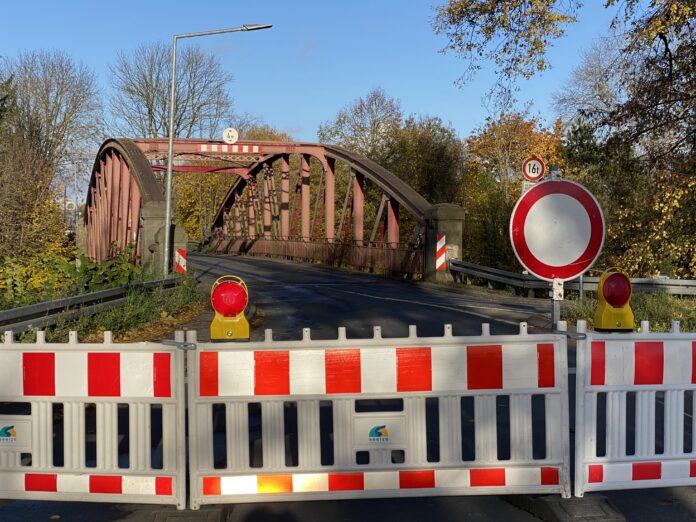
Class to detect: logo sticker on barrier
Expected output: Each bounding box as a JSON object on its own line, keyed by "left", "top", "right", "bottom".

{"left": 0, "top": 419, "right": 30, "bottom": 452}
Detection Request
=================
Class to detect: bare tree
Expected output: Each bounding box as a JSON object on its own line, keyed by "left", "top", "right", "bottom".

{"left": 553, "top": 37, "right": 627, "bottom": 134}
{"left": 1, "top": 50, "right": 103, "bottom": 171}
{"left": 0, "top": 50, "right": 102, "bottom": 257}
{"left": 317, "top": 87, "right": 403, "bottom": 162}
{"left": 109, "top": 42, "right": 234, "bottom": 139}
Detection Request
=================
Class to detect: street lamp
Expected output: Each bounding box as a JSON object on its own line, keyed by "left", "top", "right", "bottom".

{"left": 163, "top": 23, "right": 272, "bottom": 275}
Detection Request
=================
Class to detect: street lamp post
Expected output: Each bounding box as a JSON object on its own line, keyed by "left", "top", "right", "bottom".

{"left": 163, "top": 24, "right": 272, "bottom": 275}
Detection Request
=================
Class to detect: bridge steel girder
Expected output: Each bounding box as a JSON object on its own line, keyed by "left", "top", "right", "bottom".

{"left": 84, "top": 138, "right": 163, "bottom": 265}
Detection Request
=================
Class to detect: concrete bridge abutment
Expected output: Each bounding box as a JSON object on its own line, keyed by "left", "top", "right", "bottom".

{"left": 424, "top": 203, "right": 465, "bottom": 283}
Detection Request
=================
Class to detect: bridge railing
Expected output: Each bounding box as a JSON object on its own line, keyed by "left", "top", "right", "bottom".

{"left": 449, "top": 260, "right": 696, "bottom": 296}
{"left": 210, "top": 238, "right": 424, "bottom": 279}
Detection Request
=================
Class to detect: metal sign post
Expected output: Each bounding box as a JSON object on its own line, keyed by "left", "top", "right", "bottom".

{"left": 552, "top": 278, "right": 563, "bottom": 330}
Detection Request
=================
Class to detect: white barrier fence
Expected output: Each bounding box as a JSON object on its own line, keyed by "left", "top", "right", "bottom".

{"left": 575, "top": 320, "right": 696, "bottom": 497}
{"left": 0, "top": 331, "right": 187, "bottom": 508}
{"left": 186, "top": 323, "right": 571, "bottom": 509}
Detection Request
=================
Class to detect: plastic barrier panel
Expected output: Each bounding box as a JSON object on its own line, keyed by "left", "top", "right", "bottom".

{"left": 0, "top": 331, "right": 186, "bottom": 509}
{"left": 187, "top": 323, "right": 570, "bottom": 508}
{"left": 575, "top": 320, "right": 696, "bottom": 496}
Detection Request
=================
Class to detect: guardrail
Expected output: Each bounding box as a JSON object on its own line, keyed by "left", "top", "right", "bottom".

{"left": 449, "top": 260, "right": 696, "bottom": 296}
{"left": 0, "top": 278, "right": 179, "bottom": 333}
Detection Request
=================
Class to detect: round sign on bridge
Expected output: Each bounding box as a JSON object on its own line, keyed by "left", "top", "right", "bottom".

{"left": 509, "top": 180, "right": 605, "bottom": 282}
{"left": 522, "top": 156, "right": 545, "bottom": 181}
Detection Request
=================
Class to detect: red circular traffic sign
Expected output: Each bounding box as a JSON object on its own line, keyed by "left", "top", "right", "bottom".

{"left": 522, "top": 156, "right": 545, "bottom": 181}
{"left": 509, "top": 180, "right": 604, "bottom": 281}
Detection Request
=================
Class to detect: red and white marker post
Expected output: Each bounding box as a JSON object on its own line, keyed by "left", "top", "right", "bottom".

{"left": 510, "top": 179, "right": 605, "bottom": 328}
{"left": 436, "top": 234, "right": 446, "bottom": 271}
{"left": 174, "top": 249, "right": 187, "bottom": 274}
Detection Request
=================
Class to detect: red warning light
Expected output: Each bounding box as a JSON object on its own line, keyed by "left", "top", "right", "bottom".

{"left": 211, "top": 281, "right": 248, "bottom": 317}
{"left": 602, "top": 272, "right": 632, "bottom": 307}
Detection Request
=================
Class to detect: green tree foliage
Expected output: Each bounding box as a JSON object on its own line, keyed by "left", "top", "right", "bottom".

{"left": 433, "top": 0, "right": 695, "bottom": 161}
{"left": 384, "top": 115, "right": 466, "bottom": 204}
{"left": 462, "top": 113, "right": 564, "bottom": 270}
{"left": 562, "top": 122, "right": 696, "bottom": 277}
{"left": 433, "top": 0, "right": 580, "bottom": 82}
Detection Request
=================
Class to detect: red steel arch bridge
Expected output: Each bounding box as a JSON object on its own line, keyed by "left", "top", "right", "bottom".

{"left": 83, "top": 138, "right": 464, "bottom": 279}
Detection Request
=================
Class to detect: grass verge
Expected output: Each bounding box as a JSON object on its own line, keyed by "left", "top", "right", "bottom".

{"left": 16, "top": 276, "right": 207, "bottom": 343}
{"left": 563, "top": 293, "right": 696, "bottom": 332}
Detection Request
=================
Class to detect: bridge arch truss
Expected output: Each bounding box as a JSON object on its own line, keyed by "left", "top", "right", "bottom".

{"left": 84, "top": 138, "right": 437, "bottom": 277}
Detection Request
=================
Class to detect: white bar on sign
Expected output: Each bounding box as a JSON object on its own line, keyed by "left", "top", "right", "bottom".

{"left": 218, "top": 352, "right": 254, "bottom": 396}
{"left": 121, "top": 352, "right": 153, "bottom": 397}
{"left": 435, "top": 469, "right": 469, "bottom": 488}
{"left": 506, "top": 467, "right": 539, "bottom": 486}
{"left": 0, "top": 472, "right": 24, "bottom": 492}
{"left": 603, "top": 463, "right": 631, "bottom": 483}
{"left": 361, "top": 347, "right": 396, "bottom": 393}
{"left": 122, "top": 476, "right": 156, "bottom": 495}
{"left": 0, "top": 352, "right": 23, "bottom": 396}
{"left": 431, "top": 345, "right": 467, "bottom": 392}
{"left": 290, "top": 350, "right": 325, "bottom": 395}
{"left": 604, "top": 340, "right": 634, "bottom": 386}
{"left": 292, "top": 473, "right": 328, "bottom": 492}
{"left": 57, "top": 474, "right": 90, "bottom": 493}
{"left": 55, "top": 353, "right": 88, "bottom": 397}
{"left": 221, "top": 475, "right": 257, "bottom": 495}
{"left": 663, "top": 341, "right": 692, "bottom": 384}
{"left": 502, "top": 344, "right": 537, "bottom": 389}
{"left": 364, "top": 471, "right": 399, "bottom": 490}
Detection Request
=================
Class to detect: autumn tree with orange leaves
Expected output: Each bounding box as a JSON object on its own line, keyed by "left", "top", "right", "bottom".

{"left": 460, "top": 113, "right": 564, "bottom": 270}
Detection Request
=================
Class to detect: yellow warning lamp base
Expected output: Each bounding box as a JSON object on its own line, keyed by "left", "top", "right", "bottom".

{"left": 593, "top": 268, "right": 635, "bottom": 333}
{"left": 209, "top": 275, "right": 250, "bottom": 341}
{"left": 210, "top": 311, "right": 250, "bottom": 341}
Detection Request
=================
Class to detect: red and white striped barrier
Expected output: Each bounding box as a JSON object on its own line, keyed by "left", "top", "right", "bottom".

{"left": 174, "top": 249, "right": 187, "bottom": 274}
{"left": 186, "top": 324, "right": 571, "bottom": 508}
{"left": 198, "top": 144, "right": 263, "bottom": 154}
{"left": 436, "top": 234, "right": 446, "bottom": 271}
{"left": 200, "top": 466, "right": 561, "bottom": 497}
{"left": 197, "top": 340, "right": 557, "bottom": 397}
{"left": 575, "top": 320, "right": 696, "bottom": 496}
{"left": 0, "top": 331, "right": 186, "bottom": 509}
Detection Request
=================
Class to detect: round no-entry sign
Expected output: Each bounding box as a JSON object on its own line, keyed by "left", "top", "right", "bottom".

{"left": 509, "top": 180, "right": 605, "bottom": 282}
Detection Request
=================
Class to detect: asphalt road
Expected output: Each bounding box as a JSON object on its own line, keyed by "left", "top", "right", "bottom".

{"left": 190, "top": 253, "right": 552, "bottom": 341}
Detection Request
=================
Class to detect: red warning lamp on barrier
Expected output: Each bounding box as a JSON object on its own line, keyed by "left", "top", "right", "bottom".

{"left": 210, "top": 275, "right": 250, "bottom": 340}
{"left": 593, "top": 269, "right": 634, "bottom": 332}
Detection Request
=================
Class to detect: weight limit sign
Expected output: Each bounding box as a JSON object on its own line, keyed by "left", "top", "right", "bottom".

{"left": 509, "top": 180, "right": 605, "bottom": 282}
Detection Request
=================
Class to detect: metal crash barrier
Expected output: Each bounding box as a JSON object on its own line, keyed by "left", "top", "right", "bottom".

{"left": 186, "top": 323, "right": 571, "bottom": 509}
{"left": 575, "top": 320, "right": 696, "bottom": 497}
{"left": 0, "top": 331, "right": 186, "bottom": 509}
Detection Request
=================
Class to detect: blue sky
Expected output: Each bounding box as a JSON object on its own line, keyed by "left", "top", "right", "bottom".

{"left": 0, "top": 0, "right": 620, "bottom": 142}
